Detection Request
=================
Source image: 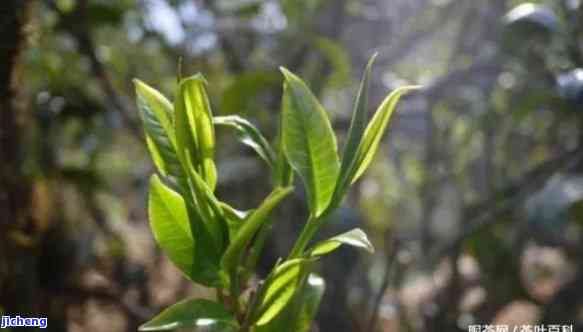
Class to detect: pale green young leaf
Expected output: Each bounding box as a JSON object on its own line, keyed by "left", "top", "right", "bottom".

{"left": 134, "top": 79, "right": 174, "bottom": 135}
{"left": 252, "top": 258, "right": 313, "bottom": 326}
{"left": 149, "top": 175, "right": 222, "bottom": 287}
{"left": 351, "top": 86, "right": 421, "bottom": 184}
{"left": 254, "top": 273, "right": 325, "bottom": 332}
{"left": 309, "top": 228, "right": 374, "bottom": 257}
{"left": 139, "top": 298, "right": 237, "bottom": 331}
{"left": 184, "top": 155, "right": 228, "bottom": 252}
{"left": 148, "top": 175, "right": 194, "bottom": 279}
{"left": 294, "top": 274, "right": 326, "bottom": 332}
{"left": 185, "top": 202, "right": 224, "bottom": 287}
{"left": 213, "top": 115, "right": 276, "bottom": 168}
{"left": 273, "top": 104, "right": 294, "bottom": 187}
{"left": 329, "top": 54, "right": 377, "bottom": 210}
{"left": 175, "top": 74, "right": 218, "bottom": 190}
{"left": 134, "top": 79, "right": 182, "bottom": 178}
{"left": 280, "top": 67, "right": 340, "bottom": 217}
{"left": 144, "top": 135, "right": 167, "bottom": 176}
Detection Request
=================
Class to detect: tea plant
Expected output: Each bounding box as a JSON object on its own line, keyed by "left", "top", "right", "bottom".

{"left": 133, "top": 55, "right": 419, "bottom": 332}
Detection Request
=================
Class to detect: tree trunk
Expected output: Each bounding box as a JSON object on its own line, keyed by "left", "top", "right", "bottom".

{"left": 0, "top": 1, "right": 43, "bottom": 328}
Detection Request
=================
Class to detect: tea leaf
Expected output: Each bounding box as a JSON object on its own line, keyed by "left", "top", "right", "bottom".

{"left": 273, "top": 105, "right": 294, "bottom": 187}
{"left": 175, "top": 74, "right": 217, "bottom": 190}
{"left": 149, "top": 175, "right": 222, "bottom": 287}
{"left": 139, "top": 298, "right": 237, "bottom": 331}
{"left": 252, "top": 258, "right": 313, "bottom": 326}
{"left": 309, "top": 228, "right": 374, "bottom": 257}
{"left": 184, "top": 155, "right": 229, "bottom": 252}
{"left": 148, "top": 175, "right": 194, "bottom": 279}
{"left": 294, "top": 274, "right": 325, "bottom": 332}
{"left": 329, "top": 54, "right": 376, "bottom": 210}
{"left": 134, "top": 80, "right": 182, "bottom": 179}
{"left": 351, "top": 85, "right": 421, "bottom": 184}
{"left": 254, "top": 273, "right": 325, "bottom": 332}
{"left": 214, "top": 115, "right": 276, "bottom": 168}
{"left": 280, "top": 67, "right": 339, "bottom": 217}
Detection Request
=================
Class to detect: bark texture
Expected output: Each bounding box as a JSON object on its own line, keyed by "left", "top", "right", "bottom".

{"left": 0, "top": 1, "right": 42, "bottom": 327}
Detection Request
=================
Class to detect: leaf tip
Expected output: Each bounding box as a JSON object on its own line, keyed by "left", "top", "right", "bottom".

{"left": 279, "top": 66, "right": 296, "bottom": 82}
{"left": 367, "top": 52, "right": 379, "bottom": 68}
{"left": 402, "top": 85, "right": 423, "bottom": 93}
{"left": 137, "top": 324, "right": 151, "bottom": 331}
{"left": 352, "top": 228, "right": 374, "bottom": 254}
{"left": 149, "top": 173, "right": 161, "bottom": 186}
{"left": 133, "top": 78, "right": 148, "bottom": 94}
{"left": 179, "top": 73, "right": 208, "bottom": 87}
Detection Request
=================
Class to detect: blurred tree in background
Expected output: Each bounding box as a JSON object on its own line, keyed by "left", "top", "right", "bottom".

{"left": 2, "top": 0, "right": 583, "bottom": 331}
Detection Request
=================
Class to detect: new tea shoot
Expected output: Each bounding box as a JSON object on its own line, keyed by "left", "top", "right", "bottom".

{"left": 133, "top": 54, "right": 419, "bottom": 332}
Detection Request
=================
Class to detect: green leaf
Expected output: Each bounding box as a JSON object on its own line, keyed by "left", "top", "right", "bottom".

{"left": 329, "top": 54, "right": 376, "bottom": 210}
{"left": 149, "top": 175, "right": 222, "bottom": 287}
{"left": 175, "top": 74, "right": 218, "bottom": 190}
{"left": 185, "top": 203, "right": 224, "bottom": 287}
{"left": 309, "top": 228, "right": 374, "bottom": 257}
{"left": 148, "top": 175, "right": 194, "bottom": 279}
{"left": 351, "top": 85, "right": 421, "bottom": 184}
{"left": 280, "top": 67, "right": 340, "bottom": 217}
{"left": 184, "top": 155, "right": 229, "bottom": 253}
{"left": 294, "top": 274, "right": 326, "bottom": 331}
{"left": 214, "top": 115, "right": 276, "bottom": 168}
{"left": 244, "top": 220, "right": 271, "bottom": 273}
{"left": 252, "top": 258, "right": 313, "bottom": 326}
{"left": 221, "top": 187, "right": 293, "bottom": 276}
{"left": 139, "top": 298, "right": 238, "bottom": 331}
{"left": 134, "top": 79, "right": 182, "bottom": 179}
{"left": 274, "top": 104, "right": 294, "bottom": 187}
{"left": 255, "top": 273, "right": 325, "bottom": 332}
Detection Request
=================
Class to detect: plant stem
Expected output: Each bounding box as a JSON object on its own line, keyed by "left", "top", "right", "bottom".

{"left": 241, "top": 282, "right": 262, "bottom": 331}
{"left": 216, "top": 287, "right": 225, "bottom": 304}
{"left": 288, "top": 215, "right": 322, "bottom": 258}
{"left": 245, "top": 224, "right": 271, "bottom": 270}
{"left": 222, "top": 187, "right": 292, "bottom": 274}
{"left": 230, "top": 266, "right": 241, "bottom": 317}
